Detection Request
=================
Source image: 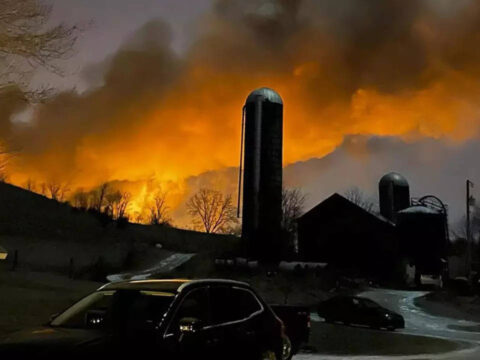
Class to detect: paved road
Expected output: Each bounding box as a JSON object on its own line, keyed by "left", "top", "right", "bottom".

{"left": 295, "top": 289, "right": 480, "bottom": 360}
{"left": 361, "top": 289, "right": 480, "bottom": 344}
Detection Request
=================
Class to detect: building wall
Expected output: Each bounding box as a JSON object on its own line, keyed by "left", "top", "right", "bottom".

{"left": 298, "top": 195, "right": 399, "bottom": 279}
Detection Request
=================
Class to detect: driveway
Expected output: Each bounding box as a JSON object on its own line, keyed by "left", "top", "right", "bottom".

{"left": 295, "top": 288, "right": 480, "bottom": 359}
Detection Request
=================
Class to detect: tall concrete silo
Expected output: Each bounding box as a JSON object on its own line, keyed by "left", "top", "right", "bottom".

{"left": 239, "top": 87, "right": 283, "bottom": 263}
{"left": 379, "top": 172, "right": 410, "bottom": 222}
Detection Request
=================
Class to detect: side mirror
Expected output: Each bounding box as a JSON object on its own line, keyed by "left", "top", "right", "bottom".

{"left": 179, "top": 317, "right": 203, "bottom": 334}
{"left": 47, "top": 313, "right": 59, "bottom": 325}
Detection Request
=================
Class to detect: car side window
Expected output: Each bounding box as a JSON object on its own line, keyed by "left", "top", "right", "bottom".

{"left": 170, "top": 287, "right": 210, "bottom": 332}
{"left": 235, "top": 288, "right": 262, "bottom": 318}
{"left": 210, "top": 287, "right": 262, "bottom": 325}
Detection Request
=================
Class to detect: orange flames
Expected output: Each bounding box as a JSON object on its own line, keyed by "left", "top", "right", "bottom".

{"left": 3, "top": 1, "right": 480, "bottom": 226}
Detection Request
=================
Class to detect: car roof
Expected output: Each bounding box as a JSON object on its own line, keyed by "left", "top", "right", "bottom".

{"left": 326, "top": 295, "right": 378, "bottom": 303}
{"left": 98, "top": 278, "right": 250, "bottom": 293}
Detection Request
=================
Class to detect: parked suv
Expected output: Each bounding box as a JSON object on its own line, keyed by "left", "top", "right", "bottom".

{"left": 0, "top": 279, "right": 292, "bottom": 360}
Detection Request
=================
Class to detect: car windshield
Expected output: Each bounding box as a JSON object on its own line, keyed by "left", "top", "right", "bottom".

{"left": 50, "top": 289, "right": 175, "bottom": 329}
{"left": 359, "top": 298, "right": 381, "bottom": 309}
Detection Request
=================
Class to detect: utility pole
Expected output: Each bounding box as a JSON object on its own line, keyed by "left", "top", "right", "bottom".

{"left": 466, "top": 180, "right": 474, "bottom": 276}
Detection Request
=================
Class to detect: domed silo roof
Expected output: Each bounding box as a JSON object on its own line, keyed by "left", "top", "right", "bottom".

{"left": 398, "top": 205, "right": 440, "bottom": 215}
{"left": 379, "top": 172, "right": 410, "bottom": 222}
{"left": 246, "top": 87, "right": 283, "bottom": 105}
{"left": 379, "top": 172, "right": 409, "bottom": 187}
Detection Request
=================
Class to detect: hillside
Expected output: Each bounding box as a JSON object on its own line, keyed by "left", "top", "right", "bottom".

{"left": 0, "top": 182, "right": 239, "bottom": 278}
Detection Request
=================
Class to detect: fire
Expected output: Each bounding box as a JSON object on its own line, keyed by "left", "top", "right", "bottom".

{"left": 2, "top": 0, "right": 480, "bottom": 227}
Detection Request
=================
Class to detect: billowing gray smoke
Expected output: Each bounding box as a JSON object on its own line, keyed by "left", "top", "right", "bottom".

{"left": 0, "top": 0, "right": 479, "bottom": 225}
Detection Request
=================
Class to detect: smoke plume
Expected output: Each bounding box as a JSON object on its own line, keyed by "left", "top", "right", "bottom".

{"left": 2, "top": 0, "right": 480, "bottom": 225}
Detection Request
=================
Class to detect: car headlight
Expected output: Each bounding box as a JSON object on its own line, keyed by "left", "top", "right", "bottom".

{"left": 384, "top": 313, "right": 392, "bottom": 319}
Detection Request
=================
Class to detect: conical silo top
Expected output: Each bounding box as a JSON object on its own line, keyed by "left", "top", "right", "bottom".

{"left": 246, "top": 87, "right": 283, "bottom": 105}
{"left": 379, "top": 172, "right": 409, "bottom": 187}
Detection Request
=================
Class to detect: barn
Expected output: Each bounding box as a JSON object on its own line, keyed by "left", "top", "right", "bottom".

{"left": 297, "top": 193, "right": 400, "bottom": 279}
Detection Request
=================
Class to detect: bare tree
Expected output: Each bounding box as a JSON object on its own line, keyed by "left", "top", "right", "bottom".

{"left": 105, "top": 190, "right": 131, "bottom": 220}
{"left": 186, "top": 188, "right": 237, "bottom": 233}
{"left": 0, "top": 151, "right": 7, "bottom": 182}
{"left": 71, "top": 189, "right": 89, "bottom": 209}
{"left": 115, "top": 192, "right": 131, "bottom": 220}
{"left": 149, "top": 190, "right": 171, "bottom": 226}
{"left": 90, "top": 183, "right": 109, "bottom": 212}
{"left": 39, "top": 182, "right": 47, "bottom": 196}
{"left": 133, "top": 211, "right": 145, "bottom": 224}
{"left": 0, "top": 144, "right": 12, "bottom": 182}
{"left": 24, "top": 178, "right": 36, "bottom": 192}
{"left": 344, "top": 186, "right": 376, "bottom": 212}
{"left": 282, "top": 188, "right": 306, "bottom": 233}
{"left": 0, "top": 0, "right": 81, "bottom": 97}
{"left": 44, "top": 181, "right": 69, "bottom": 201}
{"left": 281, "top": 188, "right": 306, "bottom": 257}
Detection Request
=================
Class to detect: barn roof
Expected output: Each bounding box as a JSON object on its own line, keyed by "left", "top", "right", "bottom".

{"left": 299, "top": 193, "right": 395, "bottom": 227}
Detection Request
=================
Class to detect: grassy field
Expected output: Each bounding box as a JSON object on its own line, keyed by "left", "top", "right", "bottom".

{"left": 0, "top": 270, "right": 100, "bottom": 338}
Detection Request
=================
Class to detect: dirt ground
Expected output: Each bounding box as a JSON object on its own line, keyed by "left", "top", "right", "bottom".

{"left": 0, "top": 269, "right": 100, "bottom": 338}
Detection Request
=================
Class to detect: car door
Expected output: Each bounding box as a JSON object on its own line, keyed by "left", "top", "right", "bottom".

{"left": 163, "top": 287, "right": 221, "bottom": 359}
{"left": 358, "top": 298, "right": 383, "bottom": 327}
{"left": 231, "top": 287, "right": 264, "bottom": 355}
{"left": 209, "top": 286, "right": 263, "bottom": 359}
{"left": 338, "top": 297, "right": 358, "bottom": 324}
{"left": 332, "top": 297, "right": 349, "bottom": 323}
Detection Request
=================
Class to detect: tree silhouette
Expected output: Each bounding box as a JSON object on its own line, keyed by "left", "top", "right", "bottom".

{"left": 344, "top": 186, "right": 376, "bottom": 213}
{"left": 187, "top": 188, "right": 237, "bottom": 233}
{"left": 43, "top": 181, "right": 70, "bottom": 201}
{"left": 24, "top": 178, "right": 36, "bottom": 192}
{"left": 105, "top": 191, "right": 131, "bottom": 220}
{"left": 0, "top": 0, "right": 81, "bottom": 98}
{"left": 91, "top": 183, "right": 109, "bottom": 212}
{"left": 71, "top": 189, "right": 89, "bottom": 209}
{"left": 282, "top": 187, "right": 306, "bottom": 233}
{"left": 281, "top": 188, "right": 306, "bottom": 257}
{"left": 149, "top": 189, "right": 171, "bottom": 226}
{"left": 0, "top": 148, "right": 9, "bottom": 182}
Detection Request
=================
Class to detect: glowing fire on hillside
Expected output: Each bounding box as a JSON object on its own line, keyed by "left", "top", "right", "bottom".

{"left": 2, "top": 1, "right": 480, "bottom": 227}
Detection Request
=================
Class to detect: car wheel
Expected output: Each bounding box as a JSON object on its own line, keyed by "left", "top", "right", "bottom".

{"left": 259, "top": 350, "right": 277, "bottom": 360}
{"left": 281, "top": 335, "right": 292, "bottom": 360}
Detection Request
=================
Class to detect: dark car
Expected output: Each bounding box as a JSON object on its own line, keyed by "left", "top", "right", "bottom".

{"left": 0, "top": 279, "right": 292, "bottom": 360}
{"left": 317, "top": 295, "right": 405, "bottom": 331}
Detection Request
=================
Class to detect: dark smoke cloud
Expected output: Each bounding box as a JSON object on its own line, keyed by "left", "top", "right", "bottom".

{"left": 8, "top": 19, "right": 181, "bottom": 182}
{"left": 1, "top": 0, "right": 480, "bottom": 224}
{"left": 285, "top": 135, "right": 480, "bottom": 224}
{"left": 186, "top": 135, "right": 480, "bottom": 225}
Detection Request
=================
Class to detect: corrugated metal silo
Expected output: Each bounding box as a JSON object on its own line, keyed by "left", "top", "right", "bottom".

{"left": 379, "top": 172, "right": 410, "bottom": 222}
{"left": 397, "top": 205, "right": 448, "bottom": 275}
